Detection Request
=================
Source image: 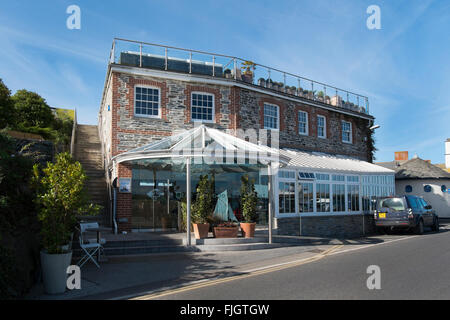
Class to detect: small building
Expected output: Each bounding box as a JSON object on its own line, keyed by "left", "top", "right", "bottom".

{"left": 98, "top": 38, "right": 394, "bottom": 239}
{"left": 377, "top": 150, "right": 450, "bottom": 218}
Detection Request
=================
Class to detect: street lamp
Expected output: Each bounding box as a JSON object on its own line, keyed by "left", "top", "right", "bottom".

{"left": 369, "top": 124, "right": 380, "bottom": 130}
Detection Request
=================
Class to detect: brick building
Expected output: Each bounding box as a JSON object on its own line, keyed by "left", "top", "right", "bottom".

{"left": 98, "top": 38, "right": 394, "bottom": 238}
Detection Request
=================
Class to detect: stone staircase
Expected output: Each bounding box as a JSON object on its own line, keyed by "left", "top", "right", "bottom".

{"left": 73, "top": 124, "right": 109, "bottom": 226}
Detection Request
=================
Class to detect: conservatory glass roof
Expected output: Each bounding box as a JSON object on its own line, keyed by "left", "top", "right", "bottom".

{"left": 111, "top": 125, "right": 291, "bottom": 166}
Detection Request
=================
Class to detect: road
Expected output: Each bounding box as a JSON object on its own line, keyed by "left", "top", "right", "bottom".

{"left": 133, "top": 227, "right": 450, "bottom": 300}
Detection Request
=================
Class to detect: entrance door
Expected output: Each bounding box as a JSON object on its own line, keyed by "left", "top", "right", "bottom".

{"left": 132, "top": 168, "right": 179, "bottom": 231}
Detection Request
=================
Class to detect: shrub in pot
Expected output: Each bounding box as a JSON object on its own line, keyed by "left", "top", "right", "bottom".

{"left": 258, "top": 78, "right": 266, "bottom": 87}
{"left": 191, "top": 175, "right": 214, "bottom": 239}
{"left": 240, "top": 60, "right": 256, "bottom": 84}
{"left": 239, "top": 174, "right": 258, "bottom": 238}
{"left": 32, "top": 152, "right": 100, "bottom": 294}
{"left": 213, "top": 221, "right": 239, "bottom": 238}
{"left": 224, "top": 68, "right": 232, "bottom": 79}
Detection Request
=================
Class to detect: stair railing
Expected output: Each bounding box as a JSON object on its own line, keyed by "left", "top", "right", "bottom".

{"left": 70, "top": 109, "right": 77, "bottom": 156}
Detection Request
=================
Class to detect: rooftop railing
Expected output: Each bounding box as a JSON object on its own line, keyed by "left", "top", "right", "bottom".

{"left": 109, "top": 38, "right": 370, "bottom": 115}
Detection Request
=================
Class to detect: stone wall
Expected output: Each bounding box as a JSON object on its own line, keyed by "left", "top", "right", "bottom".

{"left": 110, "top": 72, "right": 235, "bottom": 156}
{"left": 238, "top": 90, "right": 371, "bottom": 161}
{"left": 275, "top": 214, "right": 376, "bottom": 238}
{"left": 102, "top": 70, "right": 375, "bottom": 232}
{"left": 105, "top": 71, "right": 372, "bottom": 160}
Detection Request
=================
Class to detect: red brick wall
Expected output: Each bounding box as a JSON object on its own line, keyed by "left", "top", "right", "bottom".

{"left": 117, "top": 163, "right": 132, "bottom": 232}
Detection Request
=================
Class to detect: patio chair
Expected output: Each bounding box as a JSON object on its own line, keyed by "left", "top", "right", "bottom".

{"left": 79, "top": 222, "right": 107, "bottom": 245}
{"left": 77, "top": 226, "right": 101, "bottom": 268}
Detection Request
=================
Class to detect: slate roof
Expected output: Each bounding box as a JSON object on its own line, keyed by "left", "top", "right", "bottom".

{"left": 377, "top": 158, "right": 450, "bottom": 180}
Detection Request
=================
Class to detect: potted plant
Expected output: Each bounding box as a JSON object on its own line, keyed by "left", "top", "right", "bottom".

{"left": 258, "top": 78, "right": 266, "bottom": 87}
{"left": 191, "top": 175, "right": 214, "bottom": 239}
{"left": 224, "top": 68, "right": 232, "bottom": 79}
{"left": 287, "top": 86, "right": 296, "bottom": 95}
{"left": 213, "top": 221, "right": 239, "bottom": 238}
{"left": 240, "top": 60, "right": 256, "bottom": 83}
{"left": 32, "top": 152, "right": 100, "bottom": 294}
{"left": 239, "top": 174, "right": 258, "bottom": 238}
{"left": 317, "top": 91, "right": 324, "bottom": 102}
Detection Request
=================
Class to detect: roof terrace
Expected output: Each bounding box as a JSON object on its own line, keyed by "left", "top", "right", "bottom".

{"left": 109, "top": 38, "right": 370, "bottom": 115}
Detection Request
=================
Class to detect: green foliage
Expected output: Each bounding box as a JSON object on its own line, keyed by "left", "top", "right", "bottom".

{"left": 12, "top": 89, "right": 54, "bottom": 128}
{"left": 0, "top": 244, "right": 17, "bottom": 299}
{"left": 0, "top": 132, "right": 36, "bottom": 231}
{"left": 240, "top": 174, "right": 258, "bottom": 223}
{"left": 0, "top": 79, "right": 13, "bottom": 129}
{"left": 317, "top": 91, "right": 324, "bottom": 98}
{"left": 367, "top": 127, "right": 377, "bottom": 162}
{"left": 0, "top": 79, "right": 74, "bottom": 148}
{"left": 32, "top": 152, "right": 100, "bottom": 254}
{"left": 241, "top": 60, "right": 256, "bottom": 73}
{"left": 191, "top": 175, "right": 214, "bottom": 224}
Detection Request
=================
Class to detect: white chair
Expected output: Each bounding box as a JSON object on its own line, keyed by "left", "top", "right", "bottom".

{"left": 77, "top": 227, "right": 101, "bottom": 268}
{"left": 79, "top": 222, "right": 107, "bottom": 245}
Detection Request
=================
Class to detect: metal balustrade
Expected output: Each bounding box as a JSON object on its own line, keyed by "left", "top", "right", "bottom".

{"left": 109, "top": 38, "right": 370, "bottom": 115}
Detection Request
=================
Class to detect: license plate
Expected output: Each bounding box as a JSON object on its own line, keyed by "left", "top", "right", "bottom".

{"left": 379, "top": 213, "right": 386, "bottom": 219}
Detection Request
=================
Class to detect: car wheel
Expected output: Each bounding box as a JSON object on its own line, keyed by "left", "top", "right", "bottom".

{"left": 432, "top": 217, "right": 439, "bottom": 232}
{"left": 415, "top": 219, "right": 424, "bottom": 235}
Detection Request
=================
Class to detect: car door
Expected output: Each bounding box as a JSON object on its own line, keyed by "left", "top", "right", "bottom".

{"left": 419, "top": 198, "right": 433, "bottom": 226}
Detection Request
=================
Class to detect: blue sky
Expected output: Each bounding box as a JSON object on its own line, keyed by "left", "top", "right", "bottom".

{"left": 0, "top": 0, "right": 449, "bottom": 163}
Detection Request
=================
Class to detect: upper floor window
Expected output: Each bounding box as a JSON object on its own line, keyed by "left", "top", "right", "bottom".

{"left": 342, "top": 120, "right": 352, "bottom": 143}
{"left": 191, "top": 92, "right": 214, "bottom": 122}
{"left": 317, "top": 115, "right": 326, "bottom": 138}
{"left": 264, "top": 103, "right": 279, "bottom": 130}
{"left": 135, "top": 86, "right": 160, "bottom": 118}
{"left": 298, "top": 111, "right": 308, "bottom": 135}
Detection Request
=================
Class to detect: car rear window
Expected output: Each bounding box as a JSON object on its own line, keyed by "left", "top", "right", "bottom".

{"left": 377, "top": 197, "right": 406, "bottom": 212}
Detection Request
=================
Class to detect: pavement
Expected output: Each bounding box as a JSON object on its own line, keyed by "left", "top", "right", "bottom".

{"left": 26, "top": 222, "right": 450, "bottom": 300}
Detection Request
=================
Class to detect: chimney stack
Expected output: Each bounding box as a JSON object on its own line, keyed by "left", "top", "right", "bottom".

{"left": 445, "top": 139, "right": 450, "bottom": 169}
{"left": 395, "top": 151, "right": 408, "bottom": 161}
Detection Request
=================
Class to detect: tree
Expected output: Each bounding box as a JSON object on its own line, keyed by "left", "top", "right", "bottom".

{"left": 12, "top": 89, "right": 54, "bottom": 128}
{"left": 191, "top": 175, "right": 214, "bottom": 224}
{"left": 32, "top": 152, "right": 100, "bottom": 254}
{"left": 240, "top": 174, "right": 258, "bottom": 223}
{"left": 0, "top": 79, "right": 13, "bottom": 129}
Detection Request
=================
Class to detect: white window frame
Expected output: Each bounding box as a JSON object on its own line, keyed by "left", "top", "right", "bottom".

{"left": 263, "top": 103, "right": 280, "bottom": 131}
{"left": 342, "top": 120, "right": 352, "bottom": 143}
{"left": 317, "top": 115, "right": 326, "bottom": 138}
{"left": 191, "top": 91, "right": 215, "bottom": 123}
{"left": 278, "top": 174, "right": 296, "bottom": 215}
{"left": 134, "top": 85, "right": 161, "bottom": 119}
{"left": 298, "top": 110, "right": 309, "bottom": 136}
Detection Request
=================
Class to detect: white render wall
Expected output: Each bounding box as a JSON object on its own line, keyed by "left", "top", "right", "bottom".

{"left": 396, "top": 179, "right": 450, "bottom": 218}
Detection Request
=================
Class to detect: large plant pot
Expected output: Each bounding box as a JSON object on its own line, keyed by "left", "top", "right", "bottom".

{"left": 40, "top": 250, "right": 72, "bottom": 294}
{"left": 193, "top": 223, "right": 210, "bottom": 239}
{"left": 213, "top": 226, "right": 239, "bottom": 238}
{"left": 240, "top": 222, "right": 256, "bottom": 238}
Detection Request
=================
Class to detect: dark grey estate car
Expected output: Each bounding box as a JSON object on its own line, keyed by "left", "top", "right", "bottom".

{"left": 374, "top": 195, "right": 439, "bottom": 234}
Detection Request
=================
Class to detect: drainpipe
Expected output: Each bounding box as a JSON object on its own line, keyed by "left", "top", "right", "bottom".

{"left": 268, "top": 163, "right": 273, "bottom": 244}
{"left": 186, "top": 157, "right": 191, "bottom": 246}
{"left": 112, "top": 178, "right": 118, "bottom": 235}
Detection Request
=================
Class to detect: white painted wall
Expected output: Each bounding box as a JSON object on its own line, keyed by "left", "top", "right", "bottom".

{"left": 396, "top": 179, "right": 450, "bottom": 218}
